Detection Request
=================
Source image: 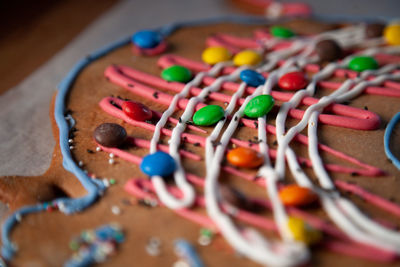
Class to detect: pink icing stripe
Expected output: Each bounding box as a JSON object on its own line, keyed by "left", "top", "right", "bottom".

{"left": 105, "top": 66, "right": 207, "bottom": 111}
{"left": 253, "top": 29, "right": 273, "bottom": 41}
{"left": 206, "top": 34, "right": 294, "bottom": 53}
{"left": 98, "top": 134, "right": 397, "bottom": 232}
{"left": 124, "top": 178, "right": 396, "bottom": 262}
{"left": 112, "top": 65, "right": 236, "bottom": 104}
{"left": 375, "top": 53, "right": 400, "bottom": 65}
{"left": 206, "top": 30, "right": 400, "bottom": 66}
{"left": 96, "top": 136, "right": 201, "bottom": 162}
{"left": 335, "top": 180, "right": 400, "bottom": 218}
{"left": 159, "top": 53, "right": 400, "bottom": 98}
{"left": 282, "top": 2, "right": 312, "bottom": 16}
{"left": 132, "top": 40, "right": 168, "bottom": 56}
{"left": 323, "top": 241, "right": 396, "bottom": 262}
{"left": 319, "top": 81, "right": 400, "bottom": 97}
{"left": 152, "top": 110, "right": 206, "bottom": 134}
{"left": 158, "top": 46, "right": 400, "bottom": 95}
{"left": 108, "top": 64, "right": 381, "bottom": 130}
{"left": 100, "top": 95, "right": 383, "bottom": 177}
{"left": 107, "top": 96, "right": 205, "bottom": 134}
{"left": 229, "top": 137, "right": 382, "bottom": 177}
{"left": 99, "top": 97, "right": 206, "bottom": 146}
{"left": 224, "top": 0, "right": 312, "bottom": 17}
{"left": 206, "top": 34, "right": 259, "bottom": 54}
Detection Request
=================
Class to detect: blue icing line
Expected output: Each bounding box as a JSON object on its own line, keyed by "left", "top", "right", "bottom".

{"left": 174, "top": 239, "right": 204, "bottom": 267}
{"left": 1, "top": 14, "right": 395, "bottom": 262}
{"left": 384, "top": 112, "right": 400, "bottom": 170}
{"left": 1, "top": 36, "right": 130, "bottom": 261}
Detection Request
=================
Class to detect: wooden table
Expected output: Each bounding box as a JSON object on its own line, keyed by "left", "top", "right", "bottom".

{"left": 0, "top": 0, "right": 118, "bottom": 95}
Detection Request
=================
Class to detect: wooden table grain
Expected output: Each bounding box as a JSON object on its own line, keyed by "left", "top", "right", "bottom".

{"left": 0, "top": 0, "right": 118, "bottom": 95}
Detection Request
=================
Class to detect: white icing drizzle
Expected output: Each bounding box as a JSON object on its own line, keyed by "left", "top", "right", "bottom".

{"left": 148, "top": 22, "right": 400, "bottom": 266}
{"left": 150, "top": 62, "right": 228, "bottom": 209}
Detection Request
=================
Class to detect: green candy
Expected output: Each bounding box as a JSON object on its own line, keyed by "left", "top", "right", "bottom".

{"left": 200, "top": 228, "right": 214, "bottom": 238}
{"left": 193, "top": 105, "right": 225, "bottom": 126}
{"left": 69, "top": 240, "right": 80, "bottom": 251}
{"left": 270, "top": 26, "right": 295, "bottom": 39}
{"left": 348, "top": 56, "right": 379, "bottom": 72}
{"left": 244, "top": 95, "right": 274, "bottom": 118}
{"left": 161, "top": 65, "right": 192, "bottom": 83}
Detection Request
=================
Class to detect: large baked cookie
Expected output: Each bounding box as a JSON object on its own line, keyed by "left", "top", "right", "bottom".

{"left": 1, "top": 16, "right": 400, "bottom": 267}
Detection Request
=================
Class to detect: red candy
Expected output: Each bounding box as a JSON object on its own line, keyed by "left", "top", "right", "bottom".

{"left": 122, "top": 101, "right": 152, "bottom": 121}
{"left": 278, "top": 71, "right": 308, "bottom": 91}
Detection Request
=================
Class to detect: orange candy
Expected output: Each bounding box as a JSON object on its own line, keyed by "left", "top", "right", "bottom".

{"left": 279, "top": 185, "right": 317, "bottom": 207}
{"left": 226, "top": 147, "right": 263, "bottom": 168}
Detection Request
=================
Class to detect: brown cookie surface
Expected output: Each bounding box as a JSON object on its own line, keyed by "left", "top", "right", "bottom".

{"left": 1, "top": 19, "right": 400, "bottom": 267}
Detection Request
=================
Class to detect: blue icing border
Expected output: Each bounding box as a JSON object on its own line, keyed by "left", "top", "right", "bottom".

{"left": 384, "top": 112, "right": 400, "bottom": 170}
{"left": 0, "top": 14, "right": 395, "bottom": 261}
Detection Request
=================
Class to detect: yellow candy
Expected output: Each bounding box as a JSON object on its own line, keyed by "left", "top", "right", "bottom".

{"left": 202, "top": 46, "right": 232, "bottom": 65}
{"left": 384, "top": 24, "right": 400, "bottom": 45}
{"left": 287, "top": 217, "right": 322, "bottom": 245}
{"left": 233, "top": 50, "right": 262, "bottom": 66}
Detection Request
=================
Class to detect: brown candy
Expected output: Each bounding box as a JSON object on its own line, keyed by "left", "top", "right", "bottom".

{"left": 365, "top": 23, "right": 385, "bottom": 38}
{"left": 93, "top": 123, "right": 127, "bottom": 147}
{"left": 315, "top": 39, "right": 342, "bottom": 62}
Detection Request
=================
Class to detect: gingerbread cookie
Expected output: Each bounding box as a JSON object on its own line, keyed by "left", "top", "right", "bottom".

{"left": 1, "top": 16, "right": 400, "bottom": 267}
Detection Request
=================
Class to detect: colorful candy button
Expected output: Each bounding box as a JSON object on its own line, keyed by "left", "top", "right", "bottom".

{"left": 279, "top": 184, "right": 317, "bottom": 207}
{"left": 315, "top": 39, "right": 342, "bottom": 62}
{"left": 132, "top": 30, "right": 163, "bottom": 49}
{"left": 140, "top": 151, "right": 176, "bottom": 177}
{"left": 94, "top": 123, "right": 127, "bottom": 148}
{"left": 233, "top": 50, "right": 262, "bottom": 66}
{"left": 244, "top": 95, "right": 274, "bottom": 118}
{"left": 240, "top": 69, "right": 266, "bottom": 87}
{"left": 193, "top": 105, "right": 225, "bottom": 126}
{"left": 270, "top": 26, "right": 295, "bottom": 39}
{"left": 287, "top": 217, "right": 322, "bottom": 245}
{"left": 227, "top": 147, "right": 263, "bottom": 168}
{"left": 365, "top": 23, "right": 385, "bottom": 38}
{"left": 384, "top": 24, "right": 400, "bottom": 45}
{"left": 122, "top": 101, "right": 152, "bottom": 121}
{"left": 202, "top": 46, "right": 232, "bottom": 65}
{"left": 278, "top": 71, "right": 308, "bottom": 91}
{"left": 348, "top": 56, "right": 378, "bottom": 72}
{"left": 161, "top": 65, "right": 192, "bottom": 83}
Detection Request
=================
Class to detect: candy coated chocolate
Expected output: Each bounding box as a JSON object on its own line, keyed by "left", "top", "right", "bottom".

{"left": 94, "top": 123, "right": 127, "bottom": 148}
{"left": 132, "top": 30, "right": 162, "bottom": 49}
{"left": 287, "top": 217, "right": 322, "bottom": 245}
{"left": 270, "top": 26, "right": 295, "bottom": 38}
{"left": 315, "top": 39, "right": 342, "bottom": 62}
{"left": 278, "top": 71, "right": 308, "bottom": 91}
{"left": 140, "top": 151, "right": 176, "bottom": 177}
{"left": 233, "top": 50, "right": 262, "bottom": 66}
{"left": 161, "top": 65, "right": 192, "bottom": 83}
{"left": 227, "top": 147, "right": 263, "bottom": 168}
{"left": 122, "top": 101, "right": 152, "bottom": 121}
{"left": 202, "top": 46, "right": 232, "bottom": 65}
{"left": 244, "top": 95, "right": 274, "bottom": 118}
{"left": 384, "top": 24, "right": 400, "bottom": 45}
{"left": 365, "top": 23, "right": 385, "bottom": 38}
{"left": 279, "top": 185, "right": 317, "bottom": 207}
{"left": 348, "top": 56, "right": 378, "bottom": 72}
{"left": 240, "top": 69, "right": 266, "bottom": 87}
{"left": 193, "top": 105, "right": 225, "bottom": 126}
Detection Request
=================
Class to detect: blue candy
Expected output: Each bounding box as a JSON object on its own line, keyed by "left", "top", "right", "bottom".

{"left": 240, "top": 69, "right": 266, "bottom": 87}
{"left": 132, "top": 30, "right": 163, "bottom": 49}
{"left": 140, "top": 151, "right": 176, "bottom": 177}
